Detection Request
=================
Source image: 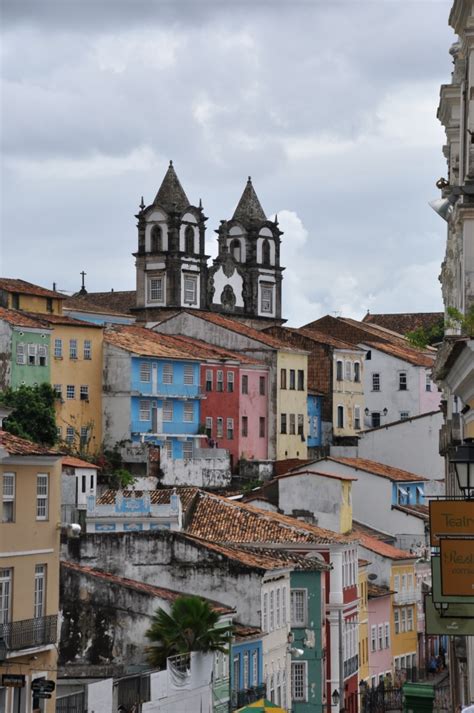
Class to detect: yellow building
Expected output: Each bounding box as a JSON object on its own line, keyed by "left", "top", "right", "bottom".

{"left": 0, "top": 410, "right": 62, "bottom": 713}
{"left": 45, "top": 315, "right": 103, "bottom": 453}
{"left": 0, "top": 278, "right": 64, "bottom": 315}
{"left": 333, "top": 348, "right": 365, "bottom": 439}
{"left": 390, "top": 560, "right": 418, "bottom": 678}
{"left": 358, "top": 559, "right": 370, "bottom": 683}
{"left": 276, "top": 349, "right": 308, "bottom": 459}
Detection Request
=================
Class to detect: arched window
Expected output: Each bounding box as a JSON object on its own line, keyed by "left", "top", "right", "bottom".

{"left": 262, "top": 239, "right": 271, "bottom": 266}
{"left": 151, "top": 225, "right": 162, "bottom": 252}
{"left": 185, "top": 225, "right": 195, "bottom": 254}
{"left": 230, "top": 239, "right": 241, "bottom": 262}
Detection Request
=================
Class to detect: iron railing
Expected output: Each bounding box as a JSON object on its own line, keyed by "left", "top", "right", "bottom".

{"left": 344, "top": 654, "right": 359, "bottom": 678}
{"left": 56, "top": 692, "right": 86, "bottom": 713}
{"left": 231, "top": 683, "right": 266, "bottom": 708}
{"left": 0, "top": 614, "right": 57, "bottom": 651}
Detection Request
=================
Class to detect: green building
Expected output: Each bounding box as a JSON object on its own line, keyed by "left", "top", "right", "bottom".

{"left": 0, "top": 307, "right": 51, "bottom": 389}
{"left": 290, "top": 563, "right": 328, "bottom": 713}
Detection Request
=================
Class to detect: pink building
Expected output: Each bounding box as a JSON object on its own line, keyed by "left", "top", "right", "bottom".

{"left": 368, "top": 583, "right": 393, "bottom": 687}
{"left": 239, "top": 365, "right": 269, "bottom": 461}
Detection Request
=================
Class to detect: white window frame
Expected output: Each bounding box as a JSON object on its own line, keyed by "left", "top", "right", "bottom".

{"left": 252, "top": 650, "right": 258, "bottom": 687}
{"left": 148, "top": 275, "right": 165, "bottom": 304}
{"left": 205, "top": 416, "right": 212, "bottom": 436}
{"left": 227, "top": 370, "right": 234, "bottom": 392}
{"left": 372, "top": 372, "right": 380, "bottom": 391}
{"left": 407, "top": 606, "right": 413, "bottom": 631}
{"left": 345, "top": 361, "right": 352, "bottom": 381}
{"left": 163, "top": 440, "right": 172, "bottom": 458}
{"left": 276, "top": 587, "right": 281, "bottom": 628}
{"left": 243, "top": 651, "right": 249, "bottom": 689}
{"left": 354, "top": 405, "right": 361, "bottom": 430}
{"left": 66, "top": 427, "right": 75, "bottom": 444}
{"left": 183, "top": 403, "right": 194, "bottom": 422}
{"left": 394, "top": 609, "right": 400, "bottom": 634}
{"left": 84, "top": 340, "right": 92, "bottom": 360}
{"left": 27, "top": 343, "right": 37, "bottom": 365}
{"left": 291, "top": 589, "right": 308, "bottom": 627}
{"left": 260, "top": 283, "right": 274, "bottom": 314}
{"left": 183, "top": 275, "right": 197, "bottom": 305}
{"left": 37, "top": 344, "right": 48, "bottom": 366}
{"left": 216, "top": 417, "right": 223, "bottom": 438}
{"left": 162, "top": 364, "right": 173, "bottom": 384}
{"left": 205, "top": 369, "right": 213, "bottom": 391}
{"left": 216, "top": 370, "right": 224, "bottom": 392}
{"left": 162, "top": 401, "right": 173, "bottom": 422}
{"left": 371, "top": 625, "right": 377, "bottom": 652}
{"left": 354, "top": 361, "right": 361, "bottom": 382}
{"left": 385, "top": 622, "right": 390, "bottom": 648}
{"left": 34, "top": 564, "right": 46, "bottom": 619}
{"left": 36, "top": 474, "right": 49, "bottom": 520}
{"left": 66, "top": 384, "right": 75, "bottom": 400}
{"left": 69, "top": 339, "right": 78, "bottom": 359}
{"left": 263, "top": 592, "right": 268, "bottom": 632}
{"left": 140, "top": 361, "right": 151, "bottom": 382}
{"left": 269, "top": 589, "right": 275, "bottom": 631}
{"left": 182, "top": 441, "right": 193, "bottom": 461}
{"left": 139, "top": 400, "right": 151, "bottom": 421}
{"left": 2, "top": 473, "right": 15, "bottom": 523}
{"left": 291, "top": 661, "right": 307, "bottom": 702}
{"left": 80, "top": 384, "right": 89, "bottom": 401}
{"left": 54, "top": 338, "right": 62, "bottom": 358}
{"left": 183, "top": 365, "right": 194, "bottom": 385}
{"left": 399, "top": 371, "right": 407, "bottom": 391}
{"left": 0, "top": 568, "right": 12, "bottom": 625}
{"left": 226, "top": 417, "right": 234, "bottom": 440}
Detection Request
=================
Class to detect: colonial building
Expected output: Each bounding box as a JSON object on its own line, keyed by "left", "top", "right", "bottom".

{"left": 78, "top": 164, "right": 285, "bottom": 327}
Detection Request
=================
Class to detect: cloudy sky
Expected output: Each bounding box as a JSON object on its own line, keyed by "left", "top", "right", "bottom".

{"left": 1, "top": 0, "right": 455, "bottom": 326}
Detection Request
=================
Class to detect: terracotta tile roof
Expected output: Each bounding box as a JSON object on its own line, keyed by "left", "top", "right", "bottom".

{"left": 353, "top": 527, "right": 417, "bottom": 560}
{"left": 327, "top": 457, "right": 428, "bottom": 482}
{"left": 104, "top": 325, "right": 201, "bottom": 360}
{"left": 0, "top": 307, "right": 51, "bottom": 329}
{"left": 186, "top": 490, "right": 356, "bottom": 545}
{"left": 74, "top": 290, "right": 137, "bottom": 314}
{"left": 368, "top": 583, "right": 394, "bottom": 598}
{"left": 0, "top": 429, "right": 62, "bottom": 457}
{"left": 151, "top": 332, "right": 263, "bottom": 366}
{"left": 244, "top": 546, "right": 331, "bottom": 572}
{"left": 277, "top": 469, "right": 358, "bottom": 483}
{"left": 352, "top": 520, "right": 395, "bottom": 543}
{"left": 392, "top": 504, "right": 429, "bottom": 520}
{"left": 274, "top": 458, "right": 315, "bottom": 476}
{"left": 363, "top": 312, "right": 444, "bottom": 335}
{"left": 296, "top": 327, "right": 360, "bottom": 351}
{"left": 61, "top": 560, "right": 234, "bottom": 614}
{"left": 160, "top": 310, "right": 304, "bottom": 352}
{"left": 62, "top": 456, "right": 98, "bottom": 470}
{"left": 233, "top": 623, "right": 263, "bottom": 640}
{"left": 22, "top": 311, "right": 102, "bottom": 329}
{"left": 0, "top": 278, "right": 66, "bottom": 299}
{"left": 64, "top": 295, "right": 133, "bottom": 318}
{"left": 97, "top": 487, "right": 199, "bottom": 513}
{"left": 362, "top": 338, "right": 434, "bottom": 367}
{"left": 184, "top": 533, "right": 297, "bottom": 571}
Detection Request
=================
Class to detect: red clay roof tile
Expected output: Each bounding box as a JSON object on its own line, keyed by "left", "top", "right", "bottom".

{"left": 327, "top": 457, "right": 428, "bottom": 482}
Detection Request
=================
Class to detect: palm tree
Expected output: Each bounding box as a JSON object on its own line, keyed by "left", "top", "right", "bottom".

{"left": 145, "top": 595, "right": 233, "bottom": 667}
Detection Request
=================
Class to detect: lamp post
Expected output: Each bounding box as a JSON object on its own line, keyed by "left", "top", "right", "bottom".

{"left": 450, "top": 439, "right": 474, "bottom": 498}
{"left": 331, "top": 689, "right": 346, "bottom": 712}
{"left": 0, "top": 636, "right": 7, "bottom": 663}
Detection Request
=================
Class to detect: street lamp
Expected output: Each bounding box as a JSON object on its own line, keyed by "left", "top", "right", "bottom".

{"left": 331, "top": 689, "right": 345, "bottom": 712}
{"left": 0, "top": 637, "right": 7, "bottom": 663}
{"left": 450, "top": 439, "right": 474, "bottom": 498}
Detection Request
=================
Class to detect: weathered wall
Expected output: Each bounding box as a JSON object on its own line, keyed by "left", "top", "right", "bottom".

{"left": 103, "top": 343, "right": 132, "bottom": 445}
{"left": 0, "top": 320, "right": 12, "bottom": 389}
{"left": 278, "top": 472, "right": 342, "bottom": 532}
{"left": 63, "top": 530, "right": 263, "bottom": 628}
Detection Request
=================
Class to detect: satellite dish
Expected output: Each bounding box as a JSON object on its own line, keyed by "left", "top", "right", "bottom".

{"left": 368, "top": 573, "right": 378, "bottom": 581}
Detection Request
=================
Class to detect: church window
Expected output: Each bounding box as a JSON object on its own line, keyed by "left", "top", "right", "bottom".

{"left": 230, "top": 239, "right": 241, "bottom": 262}
{"left": 262, "top": 239, "right": 271, "bottom": 266}
{"left": 185, "top": 225, "right": 195, "bottom": 254}
{"left": 148, "top": 276, "right": 164, "bottom": 304}
{"left": 260, "top": 284, "right": 273, "bottom": 314}
{"left": 151, "top": 225, "right": 162, "bottom": 252}
{"left": 184, "top": 276, "right": 197, "bottom": 305}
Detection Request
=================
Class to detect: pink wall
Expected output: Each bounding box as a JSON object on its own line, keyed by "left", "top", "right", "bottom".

{"left": 419, "top": 370, "right": 442, "bottom": 414}
{"left": 368, "top": 594, "right": 392, "bottom": 683}
{"left": 239, "top": 367, "right": 269, "bottom": 460}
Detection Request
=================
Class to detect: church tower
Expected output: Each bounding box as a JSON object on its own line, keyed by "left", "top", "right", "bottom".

{"left": 135, "top": 162, "right": 208, "bottom": 317}
{"left": 208, "top": 177, "right": 284, "bottom": 322}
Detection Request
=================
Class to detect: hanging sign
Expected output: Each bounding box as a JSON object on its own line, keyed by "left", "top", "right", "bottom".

{"left": 440, "top": 538, "right": 474, "bottom": 596}
{"left": 2, "top": 674, "right": 25, "bottom": 688}
{"left": 429, "top": 500, "right": 474, "bottom": 545}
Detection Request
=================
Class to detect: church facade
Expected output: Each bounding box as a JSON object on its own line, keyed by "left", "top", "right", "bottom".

{"left": 133, "top": 162, "right": 285, "bottom": 326}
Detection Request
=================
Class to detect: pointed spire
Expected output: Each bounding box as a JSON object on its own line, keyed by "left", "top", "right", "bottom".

{"left": 232, "top": 176, "right": 267, "bottom": 223}
{"left": 139, "top": 196, "right": 145, "bottom": 211}
{"left": 153, "top": 160, "right": 190, "bottom": 213}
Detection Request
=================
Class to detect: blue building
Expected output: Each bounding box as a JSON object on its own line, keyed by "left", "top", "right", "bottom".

{"left": 231, "top": 627, "right": 264, "bottom": 709}
{"left": 104, "top": 327, "right": 204, "bottom": 459}
{"left": 307, "top": 391, "right": 323, "bottom": 448}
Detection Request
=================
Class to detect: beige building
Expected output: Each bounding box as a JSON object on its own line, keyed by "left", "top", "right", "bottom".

{"left": 0, "top": 411, "right": 62, "bottom": 713}
{"left": 332, "top": 348, "right": 365, "bottom": 439}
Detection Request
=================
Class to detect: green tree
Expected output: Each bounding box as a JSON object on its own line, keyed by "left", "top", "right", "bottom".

{"left": 1, "top": 383, "right": 57, "bottom": 446}
{"left": 145, "top": 595, "right": 232, "bottom": 668}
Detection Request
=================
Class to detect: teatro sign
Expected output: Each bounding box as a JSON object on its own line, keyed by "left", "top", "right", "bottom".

{"left": 429, "top": 500, "right": 474, "bottom": 545}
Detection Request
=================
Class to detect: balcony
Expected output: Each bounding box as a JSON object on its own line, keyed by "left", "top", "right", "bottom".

{"left": 343, "top": 654, "right": 359, "bottom": 679}
{"left": 232, "top": 684, "right": 267, "bottom": 709}
{"left": 0, "top": 615, "right": 58, "bottom": 653}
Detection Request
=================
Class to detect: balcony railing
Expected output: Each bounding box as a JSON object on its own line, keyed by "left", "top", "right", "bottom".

{"left": 0, "top": 614, "right": 58, "bottom": 651}
{"left": 393, "top": 589, "right": 417, "bottom": 605}
{"left": 343, "top": 654, "right": 358, "bottom": 679}
{"left": 231, "top": 684, "right": 267, "bottom": 709}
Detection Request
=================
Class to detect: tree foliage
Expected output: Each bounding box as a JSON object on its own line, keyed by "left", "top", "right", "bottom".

{"left": 1, "top": 383, "right": 58, "bottom": 446}
{"left": 145, "top": 595, "right": 232, "bottom": 668}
